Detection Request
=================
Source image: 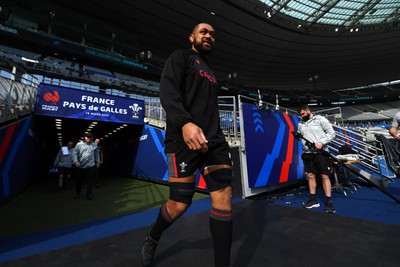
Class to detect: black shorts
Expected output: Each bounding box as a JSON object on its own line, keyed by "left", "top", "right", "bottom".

{"left": 165, "top": 141, "right": 232, "bottom": 179}
{"left": 58, "top": 167, "right": 72, "bottom": 176}
{"left": 301, "top": 152, "right": 331, "bottom": 176}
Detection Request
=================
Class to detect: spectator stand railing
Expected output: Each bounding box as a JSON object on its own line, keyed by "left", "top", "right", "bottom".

{"left": 328, "top": 124, "right": 392, "bottom": 180}
{"left": 0, "top": 65, "right": 39, "bottom": 124}
{"left": 314, "top": 106, "right": 344, "bottom": 126}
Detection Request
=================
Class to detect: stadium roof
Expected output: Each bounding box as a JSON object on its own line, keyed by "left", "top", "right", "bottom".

{"left": 259, "top": 0, "right": 400, "bottom": 27}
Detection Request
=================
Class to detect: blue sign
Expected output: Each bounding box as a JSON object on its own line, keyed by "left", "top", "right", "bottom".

{"left": 242, "top": 103, "right": 304, "bottom": 188}
{"left": 35, "top": 84, "right": 144, "bottom": 124}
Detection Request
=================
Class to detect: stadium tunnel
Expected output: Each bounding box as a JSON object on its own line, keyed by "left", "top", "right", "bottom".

{"left": 34, "top": 115, "right": 144, "bottom": 176}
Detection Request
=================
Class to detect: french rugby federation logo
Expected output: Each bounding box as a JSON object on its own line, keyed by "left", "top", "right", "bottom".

{"left": 41, "top": 90, "right": 60, "bottom": 112}
{"left": 44, "top": 90, "right": 60, "bottom": 105}
{"left": 129, "top": 103, "right": 143, "bottom": 120}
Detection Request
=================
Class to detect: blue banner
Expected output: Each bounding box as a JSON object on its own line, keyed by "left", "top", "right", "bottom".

{"left": 242, "top": 103, "right": 304, "bottom": 188}
{"left": 35, "top": 84, "right": 144, "bottom": 124}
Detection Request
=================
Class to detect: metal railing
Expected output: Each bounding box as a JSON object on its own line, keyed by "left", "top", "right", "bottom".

{"left": 218, "top": 96, "right": 239, "bottom": 143}
{"left": 144, "top": 100, "right": 166, "bottom": 129}
{"left": 314, "top": 106, "right": 344, "bottom": 126}
{"left": 0, "top": 67, "right": 39, "bottom": 124}
{"left": 328, "top": 124, "right": 389, "bottom": 178}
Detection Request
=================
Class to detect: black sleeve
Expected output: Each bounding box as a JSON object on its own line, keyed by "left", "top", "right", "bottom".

{"left": 159, "top": 50, "right": 193, "bottom": 129}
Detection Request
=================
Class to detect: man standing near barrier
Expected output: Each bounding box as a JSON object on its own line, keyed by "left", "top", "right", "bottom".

{"left": 140, "top": 23, "right": 233, "bottom": 267}
{"left": 297, "top": 104, "right": 336, "bottom": 213}
{"left": 389, "top": 111, "right": 400, "bottom": 141}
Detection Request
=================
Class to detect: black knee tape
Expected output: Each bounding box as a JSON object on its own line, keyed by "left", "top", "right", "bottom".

{"left": 204, "top": 168, "right": 233, "bottom": 192}
{"left": 169, "top": 182, "right": 195, "bottom": 205}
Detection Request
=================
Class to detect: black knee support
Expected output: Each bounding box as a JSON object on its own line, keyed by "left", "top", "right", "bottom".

{"left": 204, "top": 168, "right": 233, "bottom": 192}
{"left": 169, "top": 182, "right": 195, "bottom": 205}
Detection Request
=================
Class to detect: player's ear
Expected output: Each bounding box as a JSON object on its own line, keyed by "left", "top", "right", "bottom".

{"left": 189, "top": 33, "right": 194, "bottom": 44}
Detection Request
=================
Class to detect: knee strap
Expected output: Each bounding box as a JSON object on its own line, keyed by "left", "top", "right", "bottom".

{"left": 205, "top": 168, "right": 233, "bottom": 183}
{"left": 169, "top": 182, "right": 195, "bottom": 205}
{"left": 203, "top": 168, "right": 233, "bottom": 192}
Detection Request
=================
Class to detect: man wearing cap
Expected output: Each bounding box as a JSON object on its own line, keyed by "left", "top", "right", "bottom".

{"left": 72, "top": 132, "right": 100, "bottom": 200}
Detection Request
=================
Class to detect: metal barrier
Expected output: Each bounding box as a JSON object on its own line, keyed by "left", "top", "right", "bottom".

{"left": 314, "top": 106, "right": 344, "bottom": 126}
{"left": 0, "top": 67, "right": 39, "bottom": 124}
{"left": 144, "top": 100, "right": 166, "bottom": 129}
{"left": 218, "top": 96, "right": 239, "bottom": 144}
{"left": 328, "top": 124, "right": 389, "bottom": 178}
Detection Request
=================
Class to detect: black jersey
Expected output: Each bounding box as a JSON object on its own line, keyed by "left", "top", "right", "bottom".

{"left": 160, "top": 49, "right": 225, "bottom": 144}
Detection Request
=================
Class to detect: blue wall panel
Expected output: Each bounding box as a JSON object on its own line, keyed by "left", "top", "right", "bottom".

{"left": 242, "top": 103, "right": 304, "bottom": 188}
{"left": 0, "top": 117, "right": 41, "bottom": 204}
{"left": 131, "top": 125, "right": 168, "bottom": 181}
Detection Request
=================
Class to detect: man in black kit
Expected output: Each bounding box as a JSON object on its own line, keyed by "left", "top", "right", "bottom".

{"left": 140, "top": 23, "right": 233, "bottom": 267}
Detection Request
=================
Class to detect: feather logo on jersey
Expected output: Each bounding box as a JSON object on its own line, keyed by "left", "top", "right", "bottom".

{"left": 180, "top": 162, "right": 187, "bottom": 173}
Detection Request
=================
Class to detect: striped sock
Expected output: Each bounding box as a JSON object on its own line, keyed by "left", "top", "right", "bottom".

{"left": 149, "top": 203, "right": 175, "bottom": 241}
{"left": 209, "top": 208, "right": 232, "bottom": 267}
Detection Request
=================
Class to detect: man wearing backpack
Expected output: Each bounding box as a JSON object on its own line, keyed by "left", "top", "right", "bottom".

{"left": 140, "top": 22, "right": 233, "bottom": 267}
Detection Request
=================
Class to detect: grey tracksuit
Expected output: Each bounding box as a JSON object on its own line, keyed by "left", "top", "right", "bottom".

{"left": 54, "top": 147, "right": 74, "bottom": 167}
{"left": 73, "top": 141, "right": 100, "bottom": 168}
{"left": 297, "top": 115, "right": 335, "bottom": 153}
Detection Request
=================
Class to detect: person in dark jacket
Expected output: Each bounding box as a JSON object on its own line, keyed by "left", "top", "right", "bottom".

{"left": 94, "top": 138, "right": 104, "bottom": 188}
{"left": 140, "top": 23, "right": 233, "bottom": 267}
{"left": 53, "top": 141, "right": 74, "bottom": 191}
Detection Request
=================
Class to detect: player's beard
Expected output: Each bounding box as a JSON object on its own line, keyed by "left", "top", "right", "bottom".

{"left": 302, "top": 114, "right": 311, "bottom": 121}
{"left": 193, "top": 39, "right": 214, "bottom": 55}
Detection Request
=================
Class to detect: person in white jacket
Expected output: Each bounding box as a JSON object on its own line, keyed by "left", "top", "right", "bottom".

{"left": 297, "top": 104, "right": 336, "bottom": 213}
{"left": 72, "top": 132, "right": 100, "bottom": 200}
{"left": 389, "top": 111, "right": 400, "bottom": 141}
